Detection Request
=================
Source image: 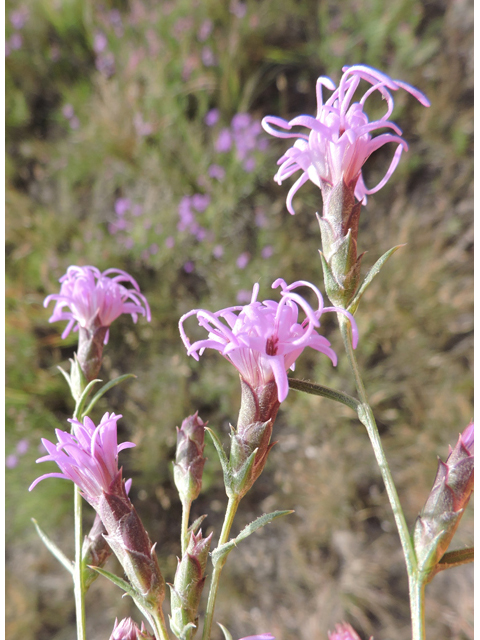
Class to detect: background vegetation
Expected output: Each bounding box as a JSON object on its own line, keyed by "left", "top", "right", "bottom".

{"left": 5, "top": 1, "right": 473, "bottom": 639}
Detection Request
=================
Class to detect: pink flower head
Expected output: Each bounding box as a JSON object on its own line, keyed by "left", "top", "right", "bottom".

{"left": 262, "top": 64, "right": 430, "bottom": 214}
{"left": 239, "top": 636, "right": 275, "bottom": 640}
{"left": 328, "top": 623, "right": 366, "bottom": 640}
{"left": 179, "top": 279, "right": 358, "bottom": 402}
{"left": 29, "top": 413, "right": 135, "bottom": 507}
{"left": 110, "top": 617, "right": 150, "bottom": 640}
{"left": 44, "top": 266, "right": 151, "bottom": 343}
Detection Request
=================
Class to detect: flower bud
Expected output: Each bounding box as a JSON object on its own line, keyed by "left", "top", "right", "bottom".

{"left": 110, "top": 617, "right": 154, "bottom": 640}
{"left": 98, "top": 472, "right": 166, "bottom": 610}
{"left": 414, "top": 423, "right": 474, "bottom": 578}
{"left": 169, "top": 530, "right": 213, "bottom": 640}
{"left": 173, "top": 413, "right": 207, "bottom": 505}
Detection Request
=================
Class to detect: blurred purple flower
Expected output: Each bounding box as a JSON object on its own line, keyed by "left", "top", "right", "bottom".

{"left": 115, "top": 198, "right": 131, "bottom": 216}
{"left": 132, "top": 204, "right": 143, "bottom": 217}
{"left": 62, "top": 104, "right": 75, "bottom": 120}
{"left": 149, "top": 243, "right": 158, "bottom": 255}
{"left": 230, "top": 1, "right": 247, "bottom": 18}
{"left": 96, "top": 52, "right": 115, "bottom": 77}
{"left": 9, "top": 33, "right": 23, "bottom": 50}
{"left": 184, "top": 261, "right": 195, "bottom": 274}
{"left": 215, "top": 129, "right": 232, "bottom": 153}
{"left": 197, "top": 19, "right": 213, "bottom": 42}
{"left": 29, "top": 413, "right": 135, "bottom": 507}
{"left": 179, "top": 279, "right": 358, "bottom": 402}
{"left": 6, "top": 455, "right": 18, "bottom": 469}
{"left": 208, "top": 164, "right": 226, "bottom": 180}
{"left": 16, "top": 439, "right": 29, "bottom": 455}
{"left": 69, "top": 116, "right": 80, "bottom": 130}
{"left": 243, "top": 157, "right": 256, "bottom": 172}
{"left": 261, "top": 246, "right": 274, "bottom": 259}
{"left": 201, "top": 46, "right": 217, "bottom": 66}
{"left": 213, "top": 245, "right": 224, "bottom": 258}
{"left": 124, "top": 237, "right": 134, "bottom": 249}
{"left": 165, "top": 236, "right": 175, "bottom": 249}
{"left": 44, "top": 265, "right": 151, "bottom": 342}
{"left": 262, "top": 64, "right": 430, "bottom": 213}
{"left": 205, "top": 109, "right": 220, "bottom": 127}
{"left": 134, "top": 113, "right": 154, "bottom": 137}
{"left": 192, "top": 193, "right": 211, "bottom": 212}
{"left": 255, "top": 210, "right": 267, "bottom": 228}
{"left": 239, "top": 636, "right": 274, "bottom": 640}
{"left": 236, "top": 252, "right": 250, "bottom": 269}
{"left": 93, "top": 31, "right": 108, "bottom": 54}
{"left": 231, "top": 113, "right": 251, "bottom": 131}
{"left": 10, "top": 7, "right": 29, "bottom": 30}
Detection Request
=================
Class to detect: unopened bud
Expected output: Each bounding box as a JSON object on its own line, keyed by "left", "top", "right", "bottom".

{"left": 169, "top": 530, "right": 213, "bottom": 640}
{"left": 82, "top": 513, "right": 112, "bottom": 589}
{"left": 98, "top": 472, "right": 165, "bottom": 610}
{"left": 173, "top": 413, "right": 207, "bottom": 505}
{"left": 414, "top": 423, "right": 474, "bottom": 577}
{"left": 77, "top": 324, "right": 109, "bottom": 382}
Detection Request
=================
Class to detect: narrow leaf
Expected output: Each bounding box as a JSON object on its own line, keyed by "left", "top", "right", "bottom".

{"left": 56, "top": 366, "right": 71, "bottom": 387}
{"left": 205, "top": 428, "right": 232, "bottom": 486}
{"left": 347, "top": 244, "right": 405, "bottom": 315}
{"left": 88, "top": 565, "right": 139, "bottom": 601}
{"left": 288, "top": 378, "right": 359, "bottom": 411}
{"left": 31, "top": 518, "right": 74, "bottom": 575}
{"left": 218, "top": 623, "right": 234, "bottom": 640}
{"left": 212, "top": 510, "right": 293, "bottom": 566}
{"left": 187, "top": 514, "right": 208, "bottom": 536}
{"left": 437, "top": 547, "right": 474, "bottom": 570}
{"left": 82, "top": 374, "right": 137, "bottom": 418}
{"left": 75, "top": 378, "right": 103, "bottom": 418}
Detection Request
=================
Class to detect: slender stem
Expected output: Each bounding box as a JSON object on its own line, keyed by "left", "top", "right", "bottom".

{"left": 181, "top": 499, "right": 192, "bottom": 556}
{"left": 338, "top": 314, "right": 423, "bottom": 636}
{"left": 150, "top": 608, "right": 171, "bottom": 640}
{"left": 201, "top": 496, "right": 241, "bottom": 640}
{"left": 409, "top": 574, "right": 426, "bottom": 640}
{"left": 74, "top": 485, "right": 87, "bottom": 640}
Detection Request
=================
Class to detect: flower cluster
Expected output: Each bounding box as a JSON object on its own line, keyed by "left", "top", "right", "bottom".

{"left": 29, "top": 413, "right": 134, "bottom": 507}
{"left": 262, "top": 64, "right": 430, "bottom": 213}
{"left": 179, "top": 278, "right": 357, "bottom": 403}
{"left": 214, "top": 112, "right": 268, "bottom": 173}
{"left": 44, "top": 265, "right": 151, "bottom": 343}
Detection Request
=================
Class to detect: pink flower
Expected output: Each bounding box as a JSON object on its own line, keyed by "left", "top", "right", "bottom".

{"left": 239, "top": 636, "right": 274, "bottom": 640}
{"left": 29, "top": 413, "right": 134, "bottom": 507}
{"left": 461, "top": 421, "right": 474, "bottom": 454}
{"left": 179, "top": 279, "right": 357, "bottom": 402}
{"left": 262, "top": 64, "right": 430, "bottom": 214}
{"left": 110, "top": 617, "right": 152, "bottom": 640}
{"left": 44, "top": 266, "right": 151, "bottom": 343}
{"left": 328, "top": 623, "right": 367, "bottom": 640}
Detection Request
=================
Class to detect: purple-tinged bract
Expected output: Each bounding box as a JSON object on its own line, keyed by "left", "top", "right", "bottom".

{"left": 179, "top": 279, "right": 357, "bottom": 402}
{"left": 262, "top": 64, "right": 430, "bottom": 213}
{"left": 29, "top": 412, "right": 135, "bottom": 507}
{"left": 44, "top": 265, "right": 151, "bottom": 343}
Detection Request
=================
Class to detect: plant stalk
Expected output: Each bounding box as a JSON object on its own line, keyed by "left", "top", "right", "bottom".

{"left": 181, "top": 499, "right": 192, "bottom": 556}
{"left": 74, "top": 485, "right": 87, "bottom": 640}
{"left": 409, "top": 574, "right": 426, "bottom": 640}
{"left": 201, "top": 496, "right": 241, "bottom": 640}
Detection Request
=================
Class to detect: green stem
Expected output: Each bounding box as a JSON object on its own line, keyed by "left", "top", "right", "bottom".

{"left": 409, "top": 574, "right": 426, "bottom": 640}
{"left": 338, "top": 314, "right": 422, "bottom": 635}
{"left": 181, "top": 499, "right": 192, "bottom": 556}
{"left": 201, "top": 496, "right": 241, "bottom": 640}
{"left": 150, "top": 608, "right": 171, "bottom": 640}
{"left": 74, "top": 485, "right": 87, "bottom": 640}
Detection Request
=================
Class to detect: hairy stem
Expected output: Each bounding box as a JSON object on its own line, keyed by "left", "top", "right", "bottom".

{"left": 181, "top": 499, "right": 192, "bottom": 556}
{"left": 201, "top": 496, "right": 241, "bottom": 640}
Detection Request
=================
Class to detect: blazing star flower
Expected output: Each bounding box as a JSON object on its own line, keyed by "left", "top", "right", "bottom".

{"left": 44, "top": 266, "right": 151, "bottom": 344}
{"left": 179, "top": 279, "right": 357, "bottom": 403}
{"left": 29, "top": 413, "right": 135, "bottom": 507}
{"left": 110, "top": 617, "right": 152, "bottom": 640}
{"left": 262, "top": 64, "right": 430, "bottom": 214}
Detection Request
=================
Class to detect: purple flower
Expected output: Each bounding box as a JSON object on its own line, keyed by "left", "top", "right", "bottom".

{"left": 239, "top": 636, "right": 274, "bottom": 640}
{"left": 115, "top": 198, "right": 131, "bottom": 216}
{"left": 179, "top": 279, "right": 358, "bottom": 402}
{"left": 44, "top": 265, "right": 151, "bottom": 343}
{"left": 198, "top": 19, "right": 213, "bottom": 42}
{"left": 213, "top": 245, "right": 224, "bottom": 258}
{"left": 9, "top": 33, "right": 23, "bottom": 51}
{"left": 215, "top": 128, "right": 232, "bottom": 153}
{"left": 236, "top": 252, "right": 250, "bottom": 269}
{"left": 191, "top": 193, "right": 211, "bottom": 212}
{"left": 208, "top": 164, "right": 226, "bottom": 180}
{"left": 6, "top": 454, "right": 18, "bottom": 469}
{"left": 201, "top": 46, "right": 217, "bottom": 66}
{"left": 328, "top": 623, "right": 366, "bottom": 640}
{"left": 93, "top": 31, "right": 108, "bottom": 54}
{"left": 205, "top": 108, "right": 220, "bottom": 127}
{"left": 10, "top": 7, "right": 29, "bottom": 30}
{"left": 29, "top": 413, "right": 135, "bottom": 507}
{"left": 62, "top": 104, "right": 75, "bottom": 119}
{"left": 16, "top": 439, "right": 29, "bottom": 455}
{"left": 262, "top": 64, "right": 430, "bottom": 214}
{"left": 461, "top": 421, "right": 474, "bottom": 454}
{"left": 261, "top": 245, "right": 274, "bottom": 259}
{"left": 110, "top": 617, "right": 151, "bottom": 640}
{"left": 184, "top": 261, "right": 195, "bottom": 274}
{"left": 165, "top": 236, "right": 175, "bottom": 249}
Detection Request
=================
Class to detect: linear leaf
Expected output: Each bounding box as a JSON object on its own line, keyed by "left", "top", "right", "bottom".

{"left": 288, "top": 377, "right": 359, "bottom": 411}
{"left": 31, "top": 518, "right": 74, "bottom": 575}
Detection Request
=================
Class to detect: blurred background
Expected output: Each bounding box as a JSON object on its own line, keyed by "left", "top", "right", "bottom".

{"left": 5, "top": 0, "right": 473, "bottom": 639}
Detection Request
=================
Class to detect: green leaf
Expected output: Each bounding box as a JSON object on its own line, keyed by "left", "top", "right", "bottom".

{"left": 212, "top": 510, "right": 293, "bottom": 566}
{"left": 88, "top": 565, "right": 139, "bottom": 601}
{"left": 75, "top": 378, "right": 103, "bottom": 418}
{"left": 81, "top": 374, "right": 137, "bottom": 418}
{"left": 437, "top": 547, "right": 474, "bottom": 570}
{"left": 288, "top": 378, "right": 359, "bottom": 411}
{"left": 31, "top": 518, "right": 74, "bottom": 576}
{"left": 205, "top": 427, "right": 232, "bottom": 488}
{"left": 187, "top": 514, "right": 208, "bottom": 536}
{"left": 347, "top": 244, "right": 405, "bottom": 315}
{"left": 217, "top": 623, "right": 234, "bottom": 640}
